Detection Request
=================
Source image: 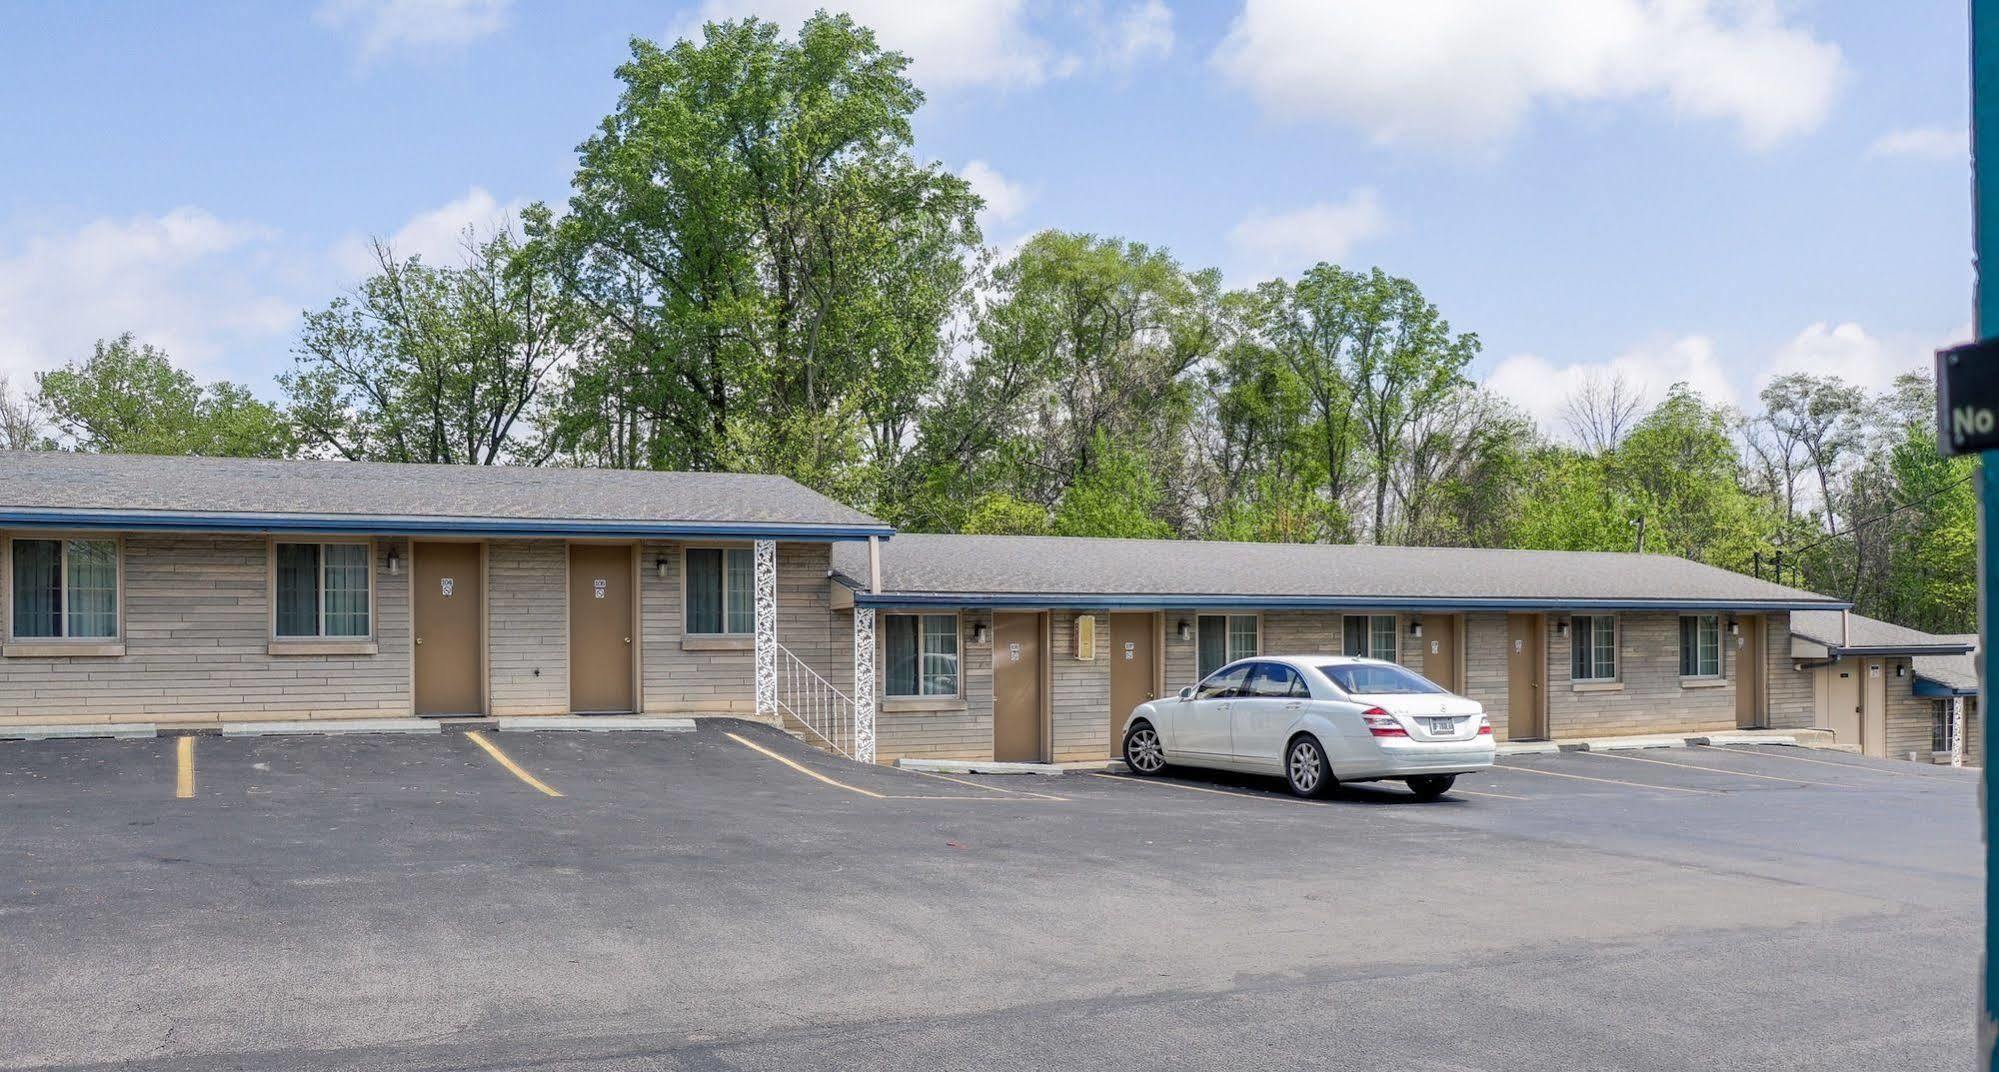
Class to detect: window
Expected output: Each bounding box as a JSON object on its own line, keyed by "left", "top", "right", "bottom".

{"left": 684, "top": 547, "right": 754, "bottom": 634}
{"left": 1933, "top": 701, "right": 1959, "bottom": 753}
{"left": 885, "top": 613, "right": 958, "bottom": 697}
{"left": 1571, "top": 614, "right": 1618, "bottom": 682}
{"left": 274, "top": 542, "right": 371, "bottom": 638}
{"left": 1678, "top": 614, "right": 1721, "bottom": 678}
{"left": 1319, "top": 662, "right": 1446, "bottom": 696}
{"left": 10, "top": 538, "right": 118, "bottom": 639}
{"left": 1342, "top": 614, "right": 1398, "bottom": 661}
{"left": 1246, "top": 662, "right": 1311, "bottom": 698}
{"left": 1194, "top": 663, "right": 1253, "bottom": 700}
{"left": 1197, "top": 614, "right": 1258, "bottom": 678}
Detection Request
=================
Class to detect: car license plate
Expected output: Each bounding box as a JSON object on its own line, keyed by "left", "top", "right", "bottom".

{"left": 1428, "top": 718, "right": 1456, "bottom": 734}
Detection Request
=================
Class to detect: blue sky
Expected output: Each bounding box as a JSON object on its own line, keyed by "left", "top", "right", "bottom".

{"left": 0, "top": 0, "right": 1973, "bottom": 434}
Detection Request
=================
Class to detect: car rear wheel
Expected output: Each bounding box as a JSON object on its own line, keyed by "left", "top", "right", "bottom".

{"left": 1285, "top": 735, "right": 1336, "bottom": 799}
{"left": 1123, "top": 721, "right": 1167, "bottom": 776}
{"left": 1406, "top": 774, "right": 1456, "bottom": 801}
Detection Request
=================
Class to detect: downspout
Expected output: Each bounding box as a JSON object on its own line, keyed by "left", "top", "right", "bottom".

{"left": 867, "top": 535, "right": 882, "bottom": 596}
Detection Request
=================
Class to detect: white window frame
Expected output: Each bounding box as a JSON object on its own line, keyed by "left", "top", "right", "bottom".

{"left": 1197, "top": 613, "right": 1259, "bottom": 679}
{"left": 1572, "top": 613, "right": 1619, "bottom": 683}
{"left": 883, "top": 612, "right": 961, "bottom": 698}
{"left": 1678, "top": 614, "right": 1721, "bottom": 680}
{"left": 6, "top": 534, "right": 124, "bottom": 643}
{"left": 680, "top": 544, "right": 756, "bottom": 636}
{"left": 1343, "top": 614, "right": 1399, "bottom": 662}
{"left": 270, "top": 539, "right": 376, "bottom": 640}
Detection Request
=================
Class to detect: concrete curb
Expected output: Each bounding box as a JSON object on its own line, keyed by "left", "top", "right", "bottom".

{"left": 1500, "top": 733, "right": 1801, "bottom": 755}
{"left": 897, "top": 758, "right": 1099, "bottom": 776}
{"left": 222, "top": 719, "right": 441, "bottom": 737}
{"left": 496, "top": 717, "right": 695, "bottom": 733}
{"left": 1495, "top": 741, "right": 1561, "bottom": 756}
{"left": 0, "top": 723, "right": 158, "bottom": 741}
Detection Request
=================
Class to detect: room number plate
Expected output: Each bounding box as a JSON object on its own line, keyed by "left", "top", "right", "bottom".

{"left": 593, "top": 579, "right": 607, "bottom": 599}
{"left": 440, "top": 577, "right": 455, "bottom": 597}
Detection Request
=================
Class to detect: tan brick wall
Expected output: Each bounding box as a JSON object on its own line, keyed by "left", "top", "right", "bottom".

{"left": 1879, "top": 659, "right": 1934, "bottom": 761}
{"left": 1764, "top": 613, "right": 1815, "bottom": 730}
{"left": 1544, "top": 611, "right": 1736, "bottom": 738}
{"left": 0, "top": 534, "right": 412, "bottom": 723}
{"left": 487, "top": 540, "right": 569, "bottom": 715}
{"left": 1464, "top": 612, "right": 1513, "bottom": 738}
{"left": 636, "top": 540, "right": 844, "bottom": 714}
{"left": 1050, "top": 610, "right": 1113, "bottom": 762}
{"left": 870, "top": 608, "right": 995, "bottom": 762}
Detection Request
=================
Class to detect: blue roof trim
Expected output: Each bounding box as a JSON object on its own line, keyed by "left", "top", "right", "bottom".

{"left": 852, "top": 592, "right": 1848, "bottom": 611}
{"left": 0, "top": 509, "right": 893, "bottom": 541}
{"left": 1914, "top": 676, "right": 1978, "bottom": 698}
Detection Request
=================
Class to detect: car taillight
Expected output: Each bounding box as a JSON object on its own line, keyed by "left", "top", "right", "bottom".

{"left": 1477, "top": 715, "right": 1492, "bottom": 735}
{"left": 1362, "top": 707, "right": 1407, "bottom": 737}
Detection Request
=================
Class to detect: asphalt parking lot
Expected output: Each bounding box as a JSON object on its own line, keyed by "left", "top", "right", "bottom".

{"left": 0, "top": 720, "right": 1977, "bottom": 1071}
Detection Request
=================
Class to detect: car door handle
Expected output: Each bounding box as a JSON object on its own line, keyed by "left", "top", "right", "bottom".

{"left": 1284, "top": 702, "right": 1303, "bottom": 710}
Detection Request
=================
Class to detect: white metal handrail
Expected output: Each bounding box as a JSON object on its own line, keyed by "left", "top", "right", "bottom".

{"left": 775, "top": 643, "right": 857, "bottom": 759}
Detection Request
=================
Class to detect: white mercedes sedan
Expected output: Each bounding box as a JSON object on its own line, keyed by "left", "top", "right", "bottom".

{"left": 1118, "top": 655, "right": 1495, "bottom": 799}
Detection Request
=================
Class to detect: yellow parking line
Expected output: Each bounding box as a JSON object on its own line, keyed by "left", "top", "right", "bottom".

{"left": 1087, "top": 771, "right": 1330, "bottom": 806}
{"left": 465, "top": 731, "right": 563, "bottom": 797}
{"left": 900, "top": 767, "right": 1069, "bottom": 801}
{"left": 175, "top": 736, "right": 195, "bottom": 799}
{"left": 726, "top": 732, "right": 886, "bottom": 799}
{"left": 1695, "top": 744, "right": 1952, "bottom": 778}
{"left": 1499, "top": 761, "right": 1719, "bottom": 795}
{"left": 1581, "top": 748, "right": 1855, "bottom": 789}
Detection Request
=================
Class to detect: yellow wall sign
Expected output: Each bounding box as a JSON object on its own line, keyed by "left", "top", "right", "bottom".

{"left": 1075, "top": 614, "right": 1096, "bottom": 660}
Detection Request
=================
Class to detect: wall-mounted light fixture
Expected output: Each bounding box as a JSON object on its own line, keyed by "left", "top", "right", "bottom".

{"left": 385, "top": 549, "right": 401, "bottom": 576}
{"left": 1727, "top": 618, "right": 1741, "bottom": 637}
{"left": 972, "top": 621, "right": 989, "bottom": 645}
{"left": 1407, "top": 618, "right": 1423, "bottom": 638}
{"left": 1554, "top": 618, "right": 1570, "bottom": 638}
{"left": 1896, "top": 665, "right": 1908, "bottom": 678}
{"left": 1177, "top": 619, "right": 1191, "bottom": 641}
{"left": 656, "top": 556, "right": 670, "bottom": 580}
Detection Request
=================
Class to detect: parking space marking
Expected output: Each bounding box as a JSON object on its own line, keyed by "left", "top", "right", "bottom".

{"left": 1086, "top": 771, "right": 1330, "bottom": 807}
{"left": 1498, "top": 761, "right": 1720, "bottom": 795}
{"left": 175, "top": 736, "right": 195, "bottom": 799}
{"left": 465, "top": 732, "right": 564, "bottom": 798}
{"left": 1694, "top": 744, "right": 1955, "bottom": 779}
{"left": 726, "top": 732, "right": 887, "bottom": 799}
{"left": 1579, "top": 748, "right": 1855, "bottom": 789}
{"left": 900, "top": 767, "right": 1069, "bottom": 802}
{"left": 1453, "top": 787, "right": 1530, "bottom": 801}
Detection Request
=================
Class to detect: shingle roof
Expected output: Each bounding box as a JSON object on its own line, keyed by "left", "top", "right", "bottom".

{"left": 1913, "top": 636, "right": 1979, "bottom": 695}
{"left": 1790, "top": 610, "right": 1975, "bottom": 656}
{"left": 833, "top": 533, "right": 1844, "bottom": 610}
{"left": 0, "top": 451, "right": 890, "bottom": 538}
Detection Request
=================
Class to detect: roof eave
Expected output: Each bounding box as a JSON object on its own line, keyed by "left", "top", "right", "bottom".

{"left": 852, "top": 592, "right": 1848, "bottom": 611}
{"left": 0, "top": 508, "right": 894, "bottom": 541}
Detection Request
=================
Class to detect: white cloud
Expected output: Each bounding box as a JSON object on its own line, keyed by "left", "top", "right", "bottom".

{"left": 1213, "top": 0, "right": 1842, "bottom": 149}
{"left": 1227, "top": 189, "right": 1388, "bottom": 278}
{"left": 332, "top": 186, "right": 527, "bottom": 279}
{"left": 0, "top": 208, "right": 294, "bottom": 386}
{"left": 315, "top": 0, "right": 511, "bottom": 60}
{"left": 960, "top": 161, "right": 1031, "bottom": 225}
{"left": 1868, "top": 125, "right": 1967, "bottom": 162}
{"left": 1761, "top": 321, "right": 1934, "bottom": 396}
{"left": 1483, "top": 334, "right": 1739, "bottom": 437}
{"left": 685, "top": 0, "right": 1170, "bottom": 90}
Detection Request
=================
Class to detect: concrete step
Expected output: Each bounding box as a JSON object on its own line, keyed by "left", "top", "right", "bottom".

{"left": 496, "top": 716, "right": 695, "bottom": 733}
{"left": 0, "top": 723, "right": 157, "bottom": 741}
{"left": 222, "top": 719, "right": 440, "bottom": 737}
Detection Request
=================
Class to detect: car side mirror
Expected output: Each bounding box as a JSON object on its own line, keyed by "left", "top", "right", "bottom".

{"left": 1178, "top": 686, "right": 1196, "bottom": 701}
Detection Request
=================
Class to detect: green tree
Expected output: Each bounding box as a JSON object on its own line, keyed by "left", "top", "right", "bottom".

{"left": 284, "top": 229, "right": 577, "bottom": 464}
{"left": 530, "top": 13, "right": 980, "bottom": 496}
{"left": 1617, "top": 383, "right": 1773, "bottom": 570}
{"left": 1050, "top": 432, "right": 1174, "bottom": 539}
{"left": 35, "top": 334, "right": 292, "bottom": 457}
{"left": 960, "top": 492, "right": 1052, "bottom": 536}
{"left": 1511, "top": 448, "right": 1636, "bottom": 552}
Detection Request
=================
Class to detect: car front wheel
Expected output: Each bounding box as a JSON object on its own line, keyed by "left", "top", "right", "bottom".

{"left": 1285, "top": 735, "right": 1336, "bottom": 799}
{"left": 1406, "top": 774, "right": 1457, "bottom": 801}
{"left": 1123, "top": 721, "right": 1167, "bottom": 776}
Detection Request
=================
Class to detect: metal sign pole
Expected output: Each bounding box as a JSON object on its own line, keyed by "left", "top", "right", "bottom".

{"left": 1976, "top": 3, "right": 1999, "bottom": 1066}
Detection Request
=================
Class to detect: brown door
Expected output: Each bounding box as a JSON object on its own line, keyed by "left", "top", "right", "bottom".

{"left": 1863, "top": 661, "right": 1888, "bottom": 758}
{"left": 413, "top": 542, "right": 483, "bottom": 716}
{"left": 1425, "top": 614, "right": 1462, "bottom": 693}
{"left": 993, "top": 612, "right": 1046, "bottom": 762}
{"left": 1109, "top": 613, "right": 1158, "bottom": 756}
{"left": 1735, "top": 615, "right": 1764, "bottom": 729}
{"left": 569, "top": 544, "right": 635, "bottom": 713}
{"left": 1506, "top": 613, "right": 1545, "bottom": 740}
{"left": 1824, "top": 660, "right": 1862, "bottom": 748}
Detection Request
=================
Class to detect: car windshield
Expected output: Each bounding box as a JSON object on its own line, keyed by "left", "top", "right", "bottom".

{"left": 1318, "top": 663, "right": 1447, "bottom": 696}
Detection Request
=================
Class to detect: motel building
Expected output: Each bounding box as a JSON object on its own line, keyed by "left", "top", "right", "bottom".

{"left": 0, "top": 452, "right": 1975, "bottom": 766}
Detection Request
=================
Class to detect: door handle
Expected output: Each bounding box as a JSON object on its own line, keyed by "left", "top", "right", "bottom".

{"left": 624, "top": 637, "right": 632, "bottom": 644}
{"left": 415, "top": 637, "right": 423, "bottom": 646}
{"left": 1285, "top": 702, "right": 1303, "bottom": 710}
